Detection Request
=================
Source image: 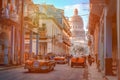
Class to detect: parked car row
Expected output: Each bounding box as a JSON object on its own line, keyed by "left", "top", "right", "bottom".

{"left": 54, "top": 56, "right": 67, "bottom": 64}
{"left": 24, "top": 54, "right": 87, "bottom": 72}
{"left": 70, "top": 56, "right": 86, "bottom": 68}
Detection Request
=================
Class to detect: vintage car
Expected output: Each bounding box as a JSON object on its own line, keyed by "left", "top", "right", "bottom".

{"left": 24, "top": 58, "right": 56, "bottom": 72}
{"left": 70, "top": 56, "right": 86, "bottom": 68}
{"left": 54, "top": 56, "right": 67, "bottom": 64}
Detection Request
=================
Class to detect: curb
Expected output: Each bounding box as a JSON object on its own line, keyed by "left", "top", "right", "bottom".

{"left": 0, "top": 65, "right": 24, "bottom": 71}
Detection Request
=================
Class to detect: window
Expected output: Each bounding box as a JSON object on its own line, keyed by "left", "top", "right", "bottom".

{"left": 42, "top": 23, "right": 46, "bottom": 30}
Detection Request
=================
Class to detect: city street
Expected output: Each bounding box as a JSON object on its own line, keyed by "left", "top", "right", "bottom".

{"left": 0, "top": 64, "right": 86, "bottom": 80}
{"left": 0, "top": 0, "right": 119, "bottom": 80}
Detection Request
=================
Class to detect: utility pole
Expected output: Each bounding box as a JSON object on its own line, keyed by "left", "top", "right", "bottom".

{"left": 20, "top": 0, "right": 24, "bottom": 64}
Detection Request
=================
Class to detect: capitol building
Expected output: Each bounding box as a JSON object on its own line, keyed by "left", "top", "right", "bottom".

{"left": 69, "top": 8, "right": 85, "bottom": 46}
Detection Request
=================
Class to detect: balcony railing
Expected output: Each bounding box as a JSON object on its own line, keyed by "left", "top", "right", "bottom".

{"left": 39, "top": 31, "right": 47, "bottom": 38}
{"left": 0, "top": 8, "right": 19, "bottom": 23}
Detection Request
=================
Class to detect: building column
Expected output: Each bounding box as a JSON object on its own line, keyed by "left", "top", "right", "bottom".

{"left": 99, "top": 23, "right": 104, "bottom": 71}
{"left": 4, "top": 31, "right": 9, "bottom": 65}
{"left": 36, "top": 34, "right": 39, "bottom": 56}
{"left": 14, "top": 28, "right": 18, "bottom": 64}
{"left": 104, "top": 13, "right": 113, "bottom": 75}
{"left": 117, "top": 0, "right": 120, "bottom": 79}
{"left": 29, "top": 31, "right": 33, "bottom": 58}
{"left": 94, "top": 24, "right": 99, "bottom": 63}
{"left": 16, "top": 28, "right": 20, "bottom": 64}
{"left": 11, "top": 26, "right": 15, "bottom": 64}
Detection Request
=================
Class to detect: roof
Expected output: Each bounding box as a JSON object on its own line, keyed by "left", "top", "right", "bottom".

{"left": 69, "top": 9, "right": 83, "bottom": 25}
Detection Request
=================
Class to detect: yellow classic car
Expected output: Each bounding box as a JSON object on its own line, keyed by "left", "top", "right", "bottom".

{"left": 70, "top": 56, "right": 86, "bottom": 68}
{"left": 24, "top": 58, "right": 56, "bottom": 72}
{"left": 54, "top": 56, "right": 67, "bottom": 64}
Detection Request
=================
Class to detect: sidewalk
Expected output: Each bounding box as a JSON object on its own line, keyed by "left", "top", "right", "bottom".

{"left": 87, "top": 63, "right": 105, "bottom": 80}
{"left": 87, "top": 63, "right": 118, "bottom": 80}
{"left": 0, "top": 64, "right": 24, "bottom": 71}
{"left": 106, "top": 76, "right": 117, "bottom": 80}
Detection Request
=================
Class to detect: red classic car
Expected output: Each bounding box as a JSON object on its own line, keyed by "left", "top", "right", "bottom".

{"left": 24, "top": 58, "right": 56, "bottom": 72}
{"left": 70, "top": 56, "right": 86, "bottom": 68}
{"left": 54, "top": 56, "right": 67, "bottom": 64}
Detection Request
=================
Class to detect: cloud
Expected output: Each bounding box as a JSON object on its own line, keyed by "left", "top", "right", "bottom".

{"left": 63, "top": 3, "right": 89, "bottom": 28}
{"left": 64, "top": 3, "right": 89, "bottom": 14}
{"left": 64, "top": 4, "right": 81, "bottom": 10}
{"left": 64, "top": 4, "right": 82, "bottom": 12}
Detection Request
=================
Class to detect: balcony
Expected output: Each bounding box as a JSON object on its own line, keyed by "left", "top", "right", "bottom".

{"left": 63, "top": 36, "right": 71, "bottom": 46}
{"left": 38, "top": 26, "right": 47, "bottom": 39}
{"left": 0, "top": 8, "right": 20, "bottom": 27}
{"left": 39, "top": 31, "right": 47, "bottom": 39}
{"left": 0, "top": 7, "right": 19, "bottom": 22}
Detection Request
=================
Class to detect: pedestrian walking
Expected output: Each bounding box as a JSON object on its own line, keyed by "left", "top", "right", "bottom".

{"left": 88, "top": 55, "right": 92, "bottom": 66}
{"left": 66, "top": 54, "right": 72, "bottom": 65}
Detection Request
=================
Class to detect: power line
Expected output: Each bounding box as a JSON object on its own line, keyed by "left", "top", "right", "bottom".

{"left": 80, "top": 14, "right": 89, "bottom": 16}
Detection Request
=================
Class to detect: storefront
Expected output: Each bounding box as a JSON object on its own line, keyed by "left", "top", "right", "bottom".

{"left": 0, "top": 31, "right": 8, "bottom": 64}
{"left": 0, "top": 18, "right": 20, "bottom": 65}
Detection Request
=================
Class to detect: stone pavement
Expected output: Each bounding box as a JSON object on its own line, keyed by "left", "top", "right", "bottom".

{"left": 87, "top": 63, "right": 117, "bottom": 80}
{"left": 106, "top": 75, "right": 117, "bottom": 80}
{"left": 87, "top": 63, "right": 105, "bottom": 80}
{"left": 0, "top": 63, "right": 117, "bottom": 80}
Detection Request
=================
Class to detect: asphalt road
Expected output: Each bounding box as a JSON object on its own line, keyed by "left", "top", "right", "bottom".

{"left": 0, "top": 64, "right": 87, "bottom": 80}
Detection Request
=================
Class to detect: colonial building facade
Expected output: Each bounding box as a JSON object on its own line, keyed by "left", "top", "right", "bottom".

{"left": 35, "top": 4, "right": 71, "bottom": 56}
{"left": 69, "top": 8, "right": 86, "bottom": 55}
{"left": 24, "top": 0, "right": 40, "bottom": 61}
{"left": 0, "top": 0, "right": 24, "bottom": 65}
{"left": 0, "top": 0, "right": 71, "bottom": 65}
{"left": 88, "top": 0, "right": 119, "bottom": 79}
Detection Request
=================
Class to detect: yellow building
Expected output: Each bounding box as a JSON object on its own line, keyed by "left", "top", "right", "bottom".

{"left": 0, "top": 0, "right": 23, "bottom": 65}
{"left": 24, "top": 0, "right": 40, "bottom": 61}
{"left": 36, "top": 4, "right": 71, "bottom": 56}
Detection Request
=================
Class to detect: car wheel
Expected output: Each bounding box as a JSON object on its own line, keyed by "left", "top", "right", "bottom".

{"left": 83, "top": 65, "right": 85, "bottom": 68}
{"left": 83, "top": 63, "right": 86, "bottom": 68}
{"left": 52, "top": 67, "right": 54, "bottom": 71}
{"left": 71, "top": 63, "right": 73, "bottom": 67}
{"left": 28, "top": 69, "right": 32, "bottom": 72}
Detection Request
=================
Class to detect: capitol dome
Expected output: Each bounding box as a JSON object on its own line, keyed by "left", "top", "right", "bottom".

{"left": 69, "top": 8, "right": 83, "bottom": 26}
{"left": 69, "top": 8, "right": 85, "bottom": 38}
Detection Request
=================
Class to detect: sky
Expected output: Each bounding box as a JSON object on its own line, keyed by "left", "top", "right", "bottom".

{"left": 33, "top": 0, "right": 90, "bottom": 30}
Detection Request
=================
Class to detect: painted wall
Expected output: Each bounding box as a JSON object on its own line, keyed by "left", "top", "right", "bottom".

{"left": 105, "top": 19, "right": 112, "bottom": 58}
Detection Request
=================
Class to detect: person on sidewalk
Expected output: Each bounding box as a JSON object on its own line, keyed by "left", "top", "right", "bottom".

{"left": 88, "top": 55, "right": 93, "bottom": 66}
